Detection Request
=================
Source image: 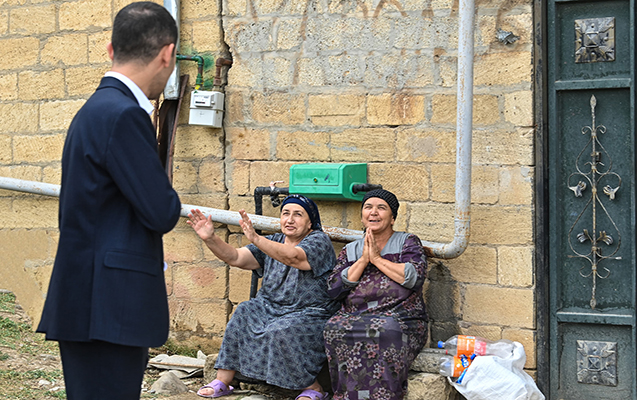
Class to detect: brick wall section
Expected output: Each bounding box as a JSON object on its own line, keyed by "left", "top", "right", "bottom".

{"left": 0, "top": 0, "right": 536, "bottom": 366}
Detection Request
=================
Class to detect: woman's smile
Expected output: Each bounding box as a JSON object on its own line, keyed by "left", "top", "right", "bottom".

{"left": 362, "top": 198, "right": 394, "bottom": 233}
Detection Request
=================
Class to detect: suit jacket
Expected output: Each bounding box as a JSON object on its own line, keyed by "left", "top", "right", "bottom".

{"left": 37, "top": 77, "right": 181, "bottom": 348}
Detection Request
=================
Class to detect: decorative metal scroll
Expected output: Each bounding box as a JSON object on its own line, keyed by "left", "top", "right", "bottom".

{"left": 576, "top": 340, "right": 617, "bottom": 386}
{"left": 567, "top": 95, "right": 621, "bottom": 309}
{"left": 575, "top": 17, "right": 615, "bottom": 63}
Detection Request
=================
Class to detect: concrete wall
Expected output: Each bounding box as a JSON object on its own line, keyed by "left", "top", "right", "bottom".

{"left": 0, "top": 0, "right": 536, "bottom": 370}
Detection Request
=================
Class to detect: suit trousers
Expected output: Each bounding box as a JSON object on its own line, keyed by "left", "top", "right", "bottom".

{"left": 58, "top": 340, "right": 148, "bottom": 400}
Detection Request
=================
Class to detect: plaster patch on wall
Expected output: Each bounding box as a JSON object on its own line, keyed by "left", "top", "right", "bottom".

{"left": 409, "top": 136, "right": 439, "bottom": 159}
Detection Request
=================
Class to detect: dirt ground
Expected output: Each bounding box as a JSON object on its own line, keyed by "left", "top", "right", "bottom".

{"left": 0, "top": 292, "right": 300, "bottom": 400}
{"left": 0, "top": 292, "right": 206, "bottom": 399}
{"left": 0, "top": 291, "right": 65, "bottom": 400}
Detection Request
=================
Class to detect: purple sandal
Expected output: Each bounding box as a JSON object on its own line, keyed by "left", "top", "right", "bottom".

{"left": 295, "top": 389, "right": 328, "bottom": 400}
{"left": 196, "top": 379, "right": 235, "bottom": 398}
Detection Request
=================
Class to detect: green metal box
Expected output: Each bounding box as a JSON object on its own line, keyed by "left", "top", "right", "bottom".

{"left": 289, "top": 163, "right": 367, "bottom": 201}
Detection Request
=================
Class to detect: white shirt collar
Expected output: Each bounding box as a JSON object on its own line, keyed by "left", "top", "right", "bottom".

{"left": 104, "top": 71, "right": 154, "bottom": 115}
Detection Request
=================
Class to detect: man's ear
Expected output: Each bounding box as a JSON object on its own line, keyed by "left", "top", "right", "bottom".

{"left": 107, "top": 42, "right": 115, "bottom": 61}
{"left": 160, "top": 43, "right": 175, "bottom": 67}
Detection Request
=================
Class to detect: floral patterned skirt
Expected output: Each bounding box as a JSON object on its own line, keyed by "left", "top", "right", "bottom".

{"left": 324, "top": 312, "right": 427, "bottom": 400}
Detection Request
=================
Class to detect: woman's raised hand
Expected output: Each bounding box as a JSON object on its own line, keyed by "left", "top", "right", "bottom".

{"left": 238, "top": 209, "right": 260, "bottom": 243}
{"left": 365, "top": 230, "right": 381, "bottom": 264}
{"left": 187, "top": 209, "right": 215, "bottom": 241}
{"left": 347, "top": 231, "right": 372, "bottom": 282}
{"left": 357, "top": 231, "right": 369, "bottom": 266}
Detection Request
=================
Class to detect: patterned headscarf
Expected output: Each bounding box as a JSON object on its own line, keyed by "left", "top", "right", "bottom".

{"left": 281, "top": 194, "right": 323, "bottom": 231}
{"left": 361, "top": 189, "right": 399, "bottom": 219}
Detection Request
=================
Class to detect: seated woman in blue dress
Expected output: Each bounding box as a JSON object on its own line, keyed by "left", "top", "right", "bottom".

{"left": 323, "top": 189, "right": 428, "bottom": 400}
{"left": 188, "top": 195, "right": 338, "bottom": 400}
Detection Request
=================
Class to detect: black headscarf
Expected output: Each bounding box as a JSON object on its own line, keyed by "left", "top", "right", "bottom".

{"left": 281, "top": 194, "right": 322, "bottom": 231}
{"left": 361, "top": 189, "right": 399, "bottom": 219}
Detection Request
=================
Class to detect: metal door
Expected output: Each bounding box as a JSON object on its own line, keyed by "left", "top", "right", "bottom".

{"left": 546, "top": 0, "right": 636, "bottom": 398}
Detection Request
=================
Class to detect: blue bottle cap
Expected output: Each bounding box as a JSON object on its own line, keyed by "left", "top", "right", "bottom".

{"left": 438, "top": 341, "right": 444, "bottom": 348}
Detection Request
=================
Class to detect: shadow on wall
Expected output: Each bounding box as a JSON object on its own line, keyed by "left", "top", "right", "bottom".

{"left": 425, "top": 261, "right": 461, "bottom": 346}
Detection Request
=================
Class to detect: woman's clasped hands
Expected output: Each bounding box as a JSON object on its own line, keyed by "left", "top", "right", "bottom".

{"left": 362, "top": 229, "right": 382, "bottom": 266}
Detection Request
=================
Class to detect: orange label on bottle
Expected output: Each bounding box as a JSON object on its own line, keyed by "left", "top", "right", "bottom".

{"left": 456, "top": 335, "right": 476, "bottom": 357}
{"left": 457, "top": 335, "right": 487, "bottom": 356}
{"left": 451, "top": 356, "right": 471, "bottom": 377}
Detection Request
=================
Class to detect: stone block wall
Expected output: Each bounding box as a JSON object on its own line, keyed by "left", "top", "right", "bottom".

{"left": 0, "top": 0, "right": 536, "bottom": 373}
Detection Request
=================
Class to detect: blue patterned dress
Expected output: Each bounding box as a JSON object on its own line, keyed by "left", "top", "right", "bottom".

{"left": 215, "top": 230, "right": 339, "bottom": 389}
{"left": 324, "top": 232, "right": 428, "bottom": 400}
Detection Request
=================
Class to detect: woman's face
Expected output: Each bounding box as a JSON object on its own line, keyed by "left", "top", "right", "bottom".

{"left": 280, "top": 203, "right": 312, "bottom": 240}
{"left": 361, "top": 197, "right": 395, "bottom": 234}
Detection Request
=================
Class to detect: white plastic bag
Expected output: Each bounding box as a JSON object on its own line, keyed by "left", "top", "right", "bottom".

{"left": 449, "top": 341, "right": 545, "bottom": 400}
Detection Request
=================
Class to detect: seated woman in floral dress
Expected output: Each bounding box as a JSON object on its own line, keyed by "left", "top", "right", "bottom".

{"left": 324, "top": 189, "right": 429, "bottom": 400}
{"left": 188, "top": 195, "right": 338, "bottom": 400}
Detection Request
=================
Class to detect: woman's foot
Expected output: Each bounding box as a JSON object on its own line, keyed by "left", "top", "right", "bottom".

{"left": 196, "top": 379, "right": 234, "bottom": 398}
{"left": 295, "top": 388, "right": 327, "bottom": 400}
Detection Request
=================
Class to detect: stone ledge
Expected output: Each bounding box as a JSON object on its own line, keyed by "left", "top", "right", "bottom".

{"left": 407, "top": 348, "right": 461, "bottom": 400}
{"left": 411, "top": 347, "right": 447, "bottom": 374}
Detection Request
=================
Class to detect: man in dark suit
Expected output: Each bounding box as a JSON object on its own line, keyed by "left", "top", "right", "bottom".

{"left": 36, "top": 3, "right": 182, "bottom": 399}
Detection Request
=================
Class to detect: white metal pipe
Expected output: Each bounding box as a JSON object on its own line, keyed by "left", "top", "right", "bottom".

{"left": 163, "top": 0, "right": 180, "bottom": 100}
{"left": 0, "top": 177, "right": 363, "bottom": 243}
{"left": 0, "top": 177, "right": 60, "bottom": 197}
{"left": 184, "top": 204, "right": 363, "bottom": 243}
{"left": 422, "top": 0, "right": 475, "bottom": 259}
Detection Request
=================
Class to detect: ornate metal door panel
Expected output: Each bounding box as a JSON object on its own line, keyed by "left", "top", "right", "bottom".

{"left": 547, "top": 0, "right": 636, "bottom": 398}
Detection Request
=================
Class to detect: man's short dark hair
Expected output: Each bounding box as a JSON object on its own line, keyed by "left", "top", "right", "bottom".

{"left": 112, "top": 2, "right": 178, "bottom": 65}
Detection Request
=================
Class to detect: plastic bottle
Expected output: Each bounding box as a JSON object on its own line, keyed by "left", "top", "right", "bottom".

{"left": 438, "top": 354, "right": 473, "bottom": 381}
{"left": 437, "top": 335, "right": 515, "bottom": 358}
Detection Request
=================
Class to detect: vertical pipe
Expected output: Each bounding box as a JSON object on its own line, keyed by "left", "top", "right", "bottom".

{"left": 251, "top": 190, "right": 264, "bottom": 299}
{"left": 420, "top": 0, "right": 474, "bottom": 259}
{"left": 163, "top": 0, "right": 180, "bottom": 100}
{"left": 453, "top": 0, "right": 474, "bottom": 253}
